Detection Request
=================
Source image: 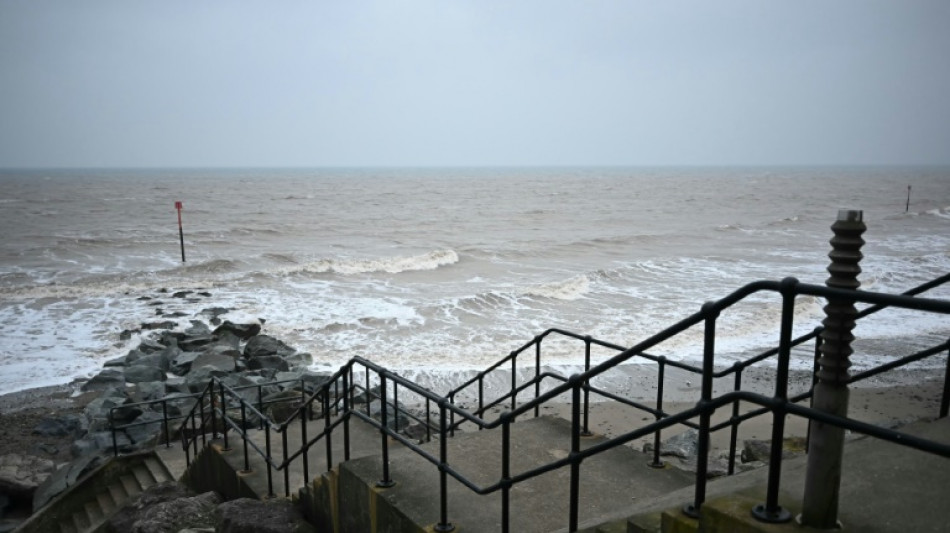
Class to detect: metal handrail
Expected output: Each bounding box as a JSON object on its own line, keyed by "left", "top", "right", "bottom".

{"left": 175, "top": 275, "right": 950, "bottom": 532}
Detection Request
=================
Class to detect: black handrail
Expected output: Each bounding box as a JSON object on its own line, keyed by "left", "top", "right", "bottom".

{"left": 175, "top": 275, "right": 950, "bottom": 532}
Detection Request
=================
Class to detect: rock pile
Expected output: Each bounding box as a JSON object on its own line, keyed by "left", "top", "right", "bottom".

{"left": 10, "top": 289, "right": 330, "bottom": 519}
{"left": 105, "top": 481, "right": 315, "bottom": 533}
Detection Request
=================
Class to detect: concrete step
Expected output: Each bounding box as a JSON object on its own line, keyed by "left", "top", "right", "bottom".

{"left": 202, "top": 412, "right": 385, "bottom": 500}
{"left": 334, "top": 415, "right": 695, "bottom": 532}
{"left": 48, "top": 452, "right": 177, "bottom": 533}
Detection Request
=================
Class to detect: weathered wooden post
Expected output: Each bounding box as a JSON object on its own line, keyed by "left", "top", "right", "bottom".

{"left": 801, "top": 209, "right": 866, "bottom": 528}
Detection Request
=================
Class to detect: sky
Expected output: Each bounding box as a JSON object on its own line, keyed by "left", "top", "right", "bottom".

{"left": 1, "top": 1, "right": 949, "bottom": 168}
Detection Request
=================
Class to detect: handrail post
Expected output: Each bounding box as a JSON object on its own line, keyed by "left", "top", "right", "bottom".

{"left": 449, "top": 392, "right": 457, "bottom": 437}
{"left": 282, "top": 429, "right": 290, "bottom": 497}
{"left": 727, "top": 363, "right": 742, "bottom": 475}
{"left": 510, "top": 352, "right": 518, "bottom": 418}
{"left": 569, "top": 376, "right": 582, "bottom": 531}
{"left": 478, "top": 376, "right": 484, "bottom": 431}
{"left": 377, "top": 374, "right": 395, "bottom": 488}
{"left": 534, "top": 337, "right": 541, "bottom": 418}
{"left": 435, "top": 400, "right": 455, "bottom": 532}
{"left": 219, "top": 382, "right": 229, "bottom": 451}
{"left": 752, "top": 278, "right": 796, "bottom": 523}
{"left": 301, "top": 404, "right": 310, "bottom": 481}
{"left": 684, "top": 303, "right": 718, "bottom": 518}
{"left": 343, "top": 369, "right": 352, "bottom": 461}
{"left": 258, "top": 385, "right": 265, "bottom": 430}
{"left": 162, "top": 401, "right": 170, "bottom": 448}
{"left": 323, "top": 391, "right": 332, "bottom": 472}
{"left": 582, "top": 336, "right": 592, "bottom": 436}
{"left": 649, "top": 357, "right": 666, "bottom": 468}
{"left": 110, "top": 410, "right": 118, "bottom": 457}
{"left": 265, "top": 423, "right": 275, "bottom": 497}
{"left": 941, "top": 341, "right": 950, "bottom": 418}
{"left": 806, "top": 327, "right": 823, "bottom": 453}
{"left": 394, "top": 380, "right": 401, "bottom": 431}
{"left": 241, "top": 402, "right": 250, "bottom": 472}
{"left": 425, "top": 396, "right": 432, "bottom": 442}
{"left": 501, "top": 416, "right": 511, "bottom": 533}
{"left": 802, "top": 210, "right": 865, "bottom": 529}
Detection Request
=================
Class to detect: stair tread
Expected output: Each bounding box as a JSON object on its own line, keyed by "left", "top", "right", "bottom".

{"left": 131, "top": 464, "right": 155, "bottom": 489}
{"left": 144, "top": 456, "right": 171, "bottom": 483}
{"left": 84, "top": 500, "right": 104, "bottom": 523}
{"left": 71, "top": 508, "right": 91, "bottom": 531}
{"left": 108, "top": 481, "right": 129, "bottom": 504}
{"left": 119, "top": 473, "right": 143, "bottom": 498}
{"left": 97, "top": 491, "right": 117, "bottom": 514}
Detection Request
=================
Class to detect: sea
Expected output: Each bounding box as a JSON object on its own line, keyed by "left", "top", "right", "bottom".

{"left": 1, "top": 167, "right": 948, "bottom": 396}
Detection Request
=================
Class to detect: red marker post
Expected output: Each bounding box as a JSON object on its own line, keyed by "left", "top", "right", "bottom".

{"left": 175, "top": 201, "right": 185, "bottom": 262}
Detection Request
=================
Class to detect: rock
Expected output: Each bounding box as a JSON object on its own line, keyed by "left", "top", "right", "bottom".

{"left": 32, "top": 415, "right": 83, "bottom": 438}
{"left": 215, "top": 497, "right": 316, "bottom": 533}
{"left": 214, "top": 330, "right": 242, "bottom": 349}
{"left": 126, "top": 351, "right": 170, "bottom": 372}
{"left": 199, "top": 307, "right": 231, "bottom": 321}
{"left": 180, "top": 335, "right": 215, "bottom": 352}
{"left": 244, "top": 335, "right": 296, "bottom": 359}
{"left": 130, "top": 491, "right": 221, "bottom": 533}
{"left": 402, "top": 422, "right": 430, "bottom": 443}
{"left": 642, "top": 429, "right": 699, "bottom": 460}
{"left": 212, "top": 321, "right": 261, "bottom": 340}
{"left": 261, "top": 390, "right": 304, "bottom": 423}
{"left": 283, "top": 352, "right": 313, "bottom": 368}
{"left": 81, "top": 368, "right": 125, "bottom": 392}
{"left": 157, "top": 330, "right": 183, "bottom": 348}
{"left": 170, "top": 351, "right": 201, "bottom": 375}
{"left": 163, "top": 377, "right": 191, "bottom": 395}
{"left": 131, "top": 381, "right": 167, "bottom": 404}
{"left": 119, "top": 329, "right": 138, "bottom": 341}
{"left": 0, "top": 454, "right": 55, "bottom": 504}
{"left": 84, "top": 388, "right": 135, "bottom": 431}
{"left": 107, "top": 481, "right": 196, "bottom": 533}
{"left": 71, "top": 431, "right": 132, "bottom": 458}
{"left": 32, "top": 453, "right": 104, "bottom": 511}
{"left": 184, "top": 320, "right": 212, "bottom": 337}
{"left": 102, "top": 354, "right": 128, "bottom": 367}
{"left": 123, "top": 411, "right": 165, "bottom": 446}
{"left": 184, "top": 366, "right": 229, "bottom": 393}
{"left": 137, "top": 338, "right": 167, "bottom": 354}
{"left": 189, "top": 351, "right": 236, "bottom": 373}
{"left": 741, "top": 439, "right": 771, "bottom": 463}
{"left": 245, "top": 355, "right": 290, "bottom": 372}
{"left": 124, "top": 365, "right": 166, "bottom": 384}
{"left": 141, "top": 321, "right": 177, "bottom": 331}
{"left": 741, "top": 437, "right": 807, "bottom": 464}
{"left": 369, "top": 400, "right": 411, "bottom": 430}
{"left": 172, "top": 291, "right": 193, "bottom": 298}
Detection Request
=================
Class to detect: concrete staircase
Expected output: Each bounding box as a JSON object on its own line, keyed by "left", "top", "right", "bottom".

{"left": 16, "top": 451, "right": 176, "bottom": 533}
{"left": 181, "top": 411, "right": 950, "bottom": 532}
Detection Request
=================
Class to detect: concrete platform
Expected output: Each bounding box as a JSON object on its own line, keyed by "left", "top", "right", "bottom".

{"left": 337, "top": 415, "right": 694, "bottom": 532}
{"left": 624, "top": 416, "right": 950, "bottom": 533}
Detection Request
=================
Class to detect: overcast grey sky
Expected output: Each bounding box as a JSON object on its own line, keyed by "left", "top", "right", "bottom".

{"left": 1, "top": 1, "right": 948, "bottom": 168}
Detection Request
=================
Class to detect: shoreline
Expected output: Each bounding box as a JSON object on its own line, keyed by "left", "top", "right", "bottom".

{"left": 0, "top": 365, "right": 943, "bottom": 469}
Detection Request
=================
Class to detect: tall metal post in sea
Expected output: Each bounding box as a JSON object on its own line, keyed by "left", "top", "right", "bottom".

{"left": 801, "top": 209, "right": 866, "bottom": 528}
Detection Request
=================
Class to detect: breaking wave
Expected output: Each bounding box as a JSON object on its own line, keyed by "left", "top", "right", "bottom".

{"left": 291, "top": 249, "right": 460, "bottom": 275}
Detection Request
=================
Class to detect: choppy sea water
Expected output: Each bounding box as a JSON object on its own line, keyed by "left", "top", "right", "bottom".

{"left": 0, "top": 167, "right": 948, "bottom": 395}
